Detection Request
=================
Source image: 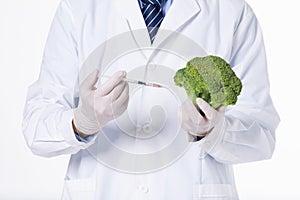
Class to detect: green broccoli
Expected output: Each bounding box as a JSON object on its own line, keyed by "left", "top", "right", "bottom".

{"left": 174, "top": 55, "right": 242, "bottom": 108}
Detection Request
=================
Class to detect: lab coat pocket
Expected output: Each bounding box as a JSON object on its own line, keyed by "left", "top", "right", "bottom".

{"left": 193, "top": 184, "right": 238, "bottom": 200}
{"left": 62, "top": 178, "right": 96, "bottom": 200}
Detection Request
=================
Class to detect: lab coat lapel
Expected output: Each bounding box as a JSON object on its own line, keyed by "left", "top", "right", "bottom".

{"left": 116, "top": 0, "right": 152, "bottom": 47}
{"left": 153, "top": 0, "right": 201, "bottom": 46}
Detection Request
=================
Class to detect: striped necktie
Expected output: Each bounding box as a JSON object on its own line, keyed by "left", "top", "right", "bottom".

{"left": 140, "top": 0, "right": 164, "bottom": 43}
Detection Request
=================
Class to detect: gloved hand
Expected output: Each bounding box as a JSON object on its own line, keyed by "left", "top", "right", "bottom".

{"left": 178, "top": 98, "right": 225, "bottom": 139}
{"left": 73, "top": 70, "right": 129, "bottom": 136}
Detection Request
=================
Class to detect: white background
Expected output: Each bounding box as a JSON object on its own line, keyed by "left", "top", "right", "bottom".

{"left": 0, "top": 0, "right": 299, "bottom": 199}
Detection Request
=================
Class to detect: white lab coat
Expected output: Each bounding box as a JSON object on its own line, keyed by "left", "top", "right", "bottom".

{"left": 23, "top": 0, "right": 280, "bottom": 199}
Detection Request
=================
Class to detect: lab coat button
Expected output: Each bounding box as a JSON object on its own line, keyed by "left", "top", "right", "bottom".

{"left": 137, "top": 185, "right": 149, "bottom": 193}
{"left": 142, "top": 124, "right": 152, "bottom": 133}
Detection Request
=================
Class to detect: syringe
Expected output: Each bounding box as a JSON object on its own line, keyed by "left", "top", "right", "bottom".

{"left": 101, "top": 75, "right": 164, "bottom": 88}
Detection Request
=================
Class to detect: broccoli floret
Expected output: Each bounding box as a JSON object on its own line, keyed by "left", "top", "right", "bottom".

{"left": 174, "top": 56, "right": 242, "bottom": 108}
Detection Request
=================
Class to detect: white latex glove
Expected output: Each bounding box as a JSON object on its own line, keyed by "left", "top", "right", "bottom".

{"left": 179, "top": 98, "right": 225, "bottom": 139}
{"left": 73, "top": 70, "right": 129, "bottom": 136}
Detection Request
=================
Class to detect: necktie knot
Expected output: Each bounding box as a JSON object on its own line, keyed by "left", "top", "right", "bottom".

{"left": 141, "top": 0, "right": 162, "bottom": 7}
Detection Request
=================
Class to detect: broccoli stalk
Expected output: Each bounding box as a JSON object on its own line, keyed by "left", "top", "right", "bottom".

{"left": 174, "top": 56, "right": 242, "bottom": 109}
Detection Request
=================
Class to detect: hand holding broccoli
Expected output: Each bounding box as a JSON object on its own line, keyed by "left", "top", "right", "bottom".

{"left": 179, "top": 98, "right": 225, "bottom": 138}
{"left": 175, "top": 55, "right": 242, "bottom": 138}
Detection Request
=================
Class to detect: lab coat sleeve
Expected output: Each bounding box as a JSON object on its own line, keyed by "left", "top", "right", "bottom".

{"left": 200, "top": 4, "right": 280, "bottom": 164}
{"left": 22, "top": 0, "right": 96, "bottom": 157}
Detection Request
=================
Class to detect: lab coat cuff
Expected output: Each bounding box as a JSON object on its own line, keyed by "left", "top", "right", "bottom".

{"left": 59, "top": 110, "right": 97, "bottom": 149}
{"left": 199, "top": 115, "right": 226, "bottom": 159}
